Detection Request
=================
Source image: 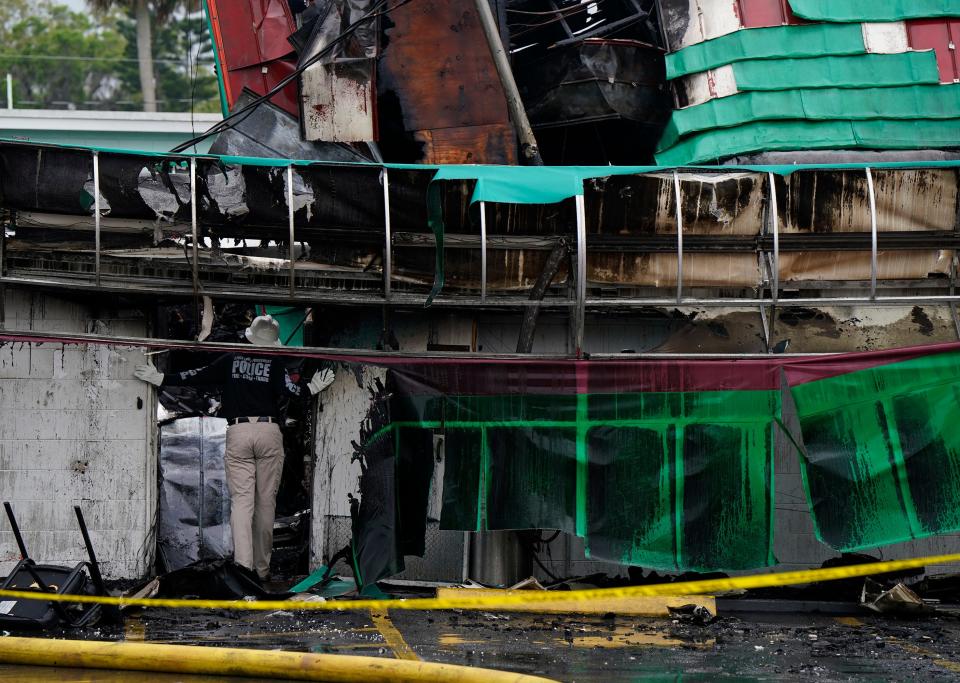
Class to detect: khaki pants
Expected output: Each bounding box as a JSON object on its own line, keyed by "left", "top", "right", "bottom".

{"left": 224, "top": 421, "right": 285, "bottom": 579}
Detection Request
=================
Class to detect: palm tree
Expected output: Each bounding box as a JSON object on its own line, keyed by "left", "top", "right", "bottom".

{"left": 89, "top": 0, "right": 182, "bottom": 112}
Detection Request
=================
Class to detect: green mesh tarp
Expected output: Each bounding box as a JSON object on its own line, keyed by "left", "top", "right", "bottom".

{"left": 388, "top": 365, "right": 780, "bottom": 573}
{"left": 665, "top": 24, "right": 866, "bottom": 79}
{"left": 262, "top": 306, "right": 306, "bottom": 346}
{"left": 789, "top": 0, "right": 960, "bottom": 22}
{"left": 658, "top": 85, "right": 960, "bottom": 152}
{"left": 732, "top": 52, "right": 940, "bottom": 91}
{"left": 788, "top": 351, "right": 960, "bottom": 552}
{"left": 655, "top": 118, "right": 960, "bottom": 166}
{"left": 583, "top": 390, "right": 777, "bottom": 570}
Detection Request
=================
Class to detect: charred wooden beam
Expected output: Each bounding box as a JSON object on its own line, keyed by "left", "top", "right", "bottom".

{"left": 516, "top": 237, "right": 569, "bottom": 353}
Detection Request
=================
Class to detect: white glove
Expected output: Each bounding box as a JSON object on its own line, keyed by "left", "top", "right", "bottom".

{"left": 307, "top": 369, "right": 335, "bottom": 395}
{"left": 134, "top": 362, "right": 164, "bottom": 387}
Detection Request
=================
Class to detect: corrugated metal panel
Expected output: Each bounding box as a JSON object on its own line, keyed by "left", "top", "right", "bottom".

{"left": 907, "top": 19, "right": 960, "bottom": 83}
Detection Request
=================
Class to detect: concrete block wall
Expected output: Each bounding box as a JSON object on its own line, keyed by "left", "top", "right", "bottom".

{"left": 0, "top": 290, "right": 155, "bottom": 579}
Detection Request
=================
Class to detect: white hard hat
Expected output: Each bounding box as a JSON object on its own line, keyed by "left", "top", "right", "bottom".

{"left": 244, "top": 315, "right": 282, "bottom": 346}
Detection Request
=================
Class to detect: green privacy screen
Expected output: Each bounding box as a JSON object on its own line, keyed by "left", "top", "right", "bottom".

{"left": 787, "top": 348, "right": 960, "bottom": 552}
{"left": 658, "top": 85, "right": 960, "bottom": 153}
{"left": 732, "top": 53, "right": 940, "bottom": 91}
{"left": 665, "top": 24, "right": 867, "bottom": 79}
{"left": 386, "top": 360, "right": 781, "bottom": 575}
{"left": 655, "top": 118, "right": 960, "bottom": 166}
{"left": 788, "top": 0, "right": 960, "bottom": 22}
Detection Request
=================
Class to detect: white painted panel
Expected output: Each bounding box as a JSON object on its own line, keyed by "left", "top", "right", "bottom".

{"left": 695, "top": 0, "right": 743, "bottom": 45}
{"left": 301, "top": 62, "right": 375, "bottom": 142}
{"left": 664, "top": 0, "right": 743, "bottom": 49}
{"left": 677, "top": 65, "right": 739, "bottom": 107}
{"left": 863, "top": 22, "right": 909, "bottom": 54}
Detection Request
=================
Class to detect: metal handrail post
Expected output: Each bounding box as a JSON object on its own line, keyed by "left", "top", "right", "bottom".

{"left": 768, "top": 172, "right": 780, "bottom": 305}
{"left": 383, "top": 168, "right": 392, "bottom": 302}
{"left": 287, "top": 165, "right": 296, "bottom": 298}
{"left": 190, "top": 157, "right": 199, "bottom": 295}
{"left": 480, "top": 200, "right": 487, "bottom": 303}
{"left": 673, "top": 171, "right": 683, "bottom": 304}
{"left": 767, "top": 171, "right": 780, "bottom": 347}
{"left": 93, "top": 151, "right": 101, "bottom": 287}
{"left": 575, "top": 191, "right": 587, "bottom": 355}
{"left": 866, "top": 167, "right": 878, "bottom": 300}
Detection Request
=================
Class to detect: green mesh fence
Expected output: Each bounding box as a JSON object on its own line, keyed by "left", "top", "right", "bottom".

{"left": 790, "top": 351, "right": 960, "bottom": 551}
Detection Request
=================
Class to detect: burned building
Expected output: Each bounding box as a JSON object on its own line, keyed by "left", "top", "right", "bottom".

{"left": 2, "top": 0, "right": 960, "bottom": 588}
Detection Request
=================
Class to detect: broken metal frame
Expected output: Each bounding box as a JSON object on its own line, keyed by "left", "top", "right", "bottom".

{"left": 546, "top": 0, "right": 653, "bottom": 48}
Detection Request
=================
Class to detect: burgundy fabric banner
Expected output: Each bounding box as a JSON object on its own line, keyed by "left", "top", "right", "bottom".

{"left": 781, "top": 341, "right": 960, "bottom": 386}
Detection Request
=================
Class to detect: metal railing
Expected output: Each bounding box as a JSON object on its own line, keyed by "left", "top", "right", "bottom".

{"left": 5, "top": 155, "right": 960, "bottom": 355}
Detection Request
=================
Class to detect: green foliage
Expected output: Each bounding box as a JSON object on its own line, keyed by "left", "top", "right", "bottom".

{"left": 0, "top": 0, "right": 218, "bottom": 111}
{"left": 0, "top": 1, "right": 128, "bottom": 108}
{"left": 89, "top": 0, "right": 183, "bottom": 24}
{"left": 113, "top": 10, "right": 220, "bottom": 112}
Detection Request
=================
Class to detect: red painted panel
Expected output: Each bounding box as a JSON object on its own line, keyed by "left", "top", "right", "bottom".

{"left": 737, "top": 0, "right": 803, "bottom": 28}
{"left": 227, "top": 60, "right": 301, "bottom": 118}
{"left": 907, "top": 19, "right": 960, "bottom": 83}
{"left": 207, "top": 0, "right": 300, "bottom": 117}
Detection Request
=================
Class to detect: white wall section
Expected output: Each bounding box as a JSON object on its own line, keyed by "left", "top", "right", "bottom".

{"left": 0, "top": 291, "right": 156, "bottom": 579}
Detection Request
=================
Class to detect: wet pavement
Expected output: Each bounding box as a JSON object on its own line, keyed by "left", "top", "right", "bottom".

{"left": 5, "top": 605, "right": 960, "bottom": 681}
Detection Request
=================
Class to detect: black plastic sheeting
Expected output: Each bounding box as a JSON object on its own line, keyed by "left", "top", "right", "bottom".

{"left": 0, "top": 141, "right": 444, "bottom": 240}
{"left": 208, "top": 90, "right": 373, "bottom": 163}
{"left": 157, "top": 417, "right": 233, "bottom": 573}
{"left": 156, "top": 559, "right": 290, "bottom": 600}
{"left": 348, "top": 376, "right": 435, "bottom": 586}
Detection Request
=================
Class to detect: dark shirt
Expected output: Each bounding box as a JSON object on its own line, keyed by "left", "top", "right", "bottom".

{"left": 162, "top": 353, "right": 304, "bottom": 420}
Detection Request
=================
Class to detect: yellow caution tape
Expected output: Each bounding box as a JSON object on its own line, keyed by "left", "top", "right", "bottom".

{"left": 0, "top": 552, "right": 955, "bottom": 613}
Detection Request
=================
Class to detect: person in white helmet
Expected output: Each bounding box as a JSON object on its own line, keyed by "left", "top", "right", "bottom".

{"left": 134, "top": 314, "right": 335, "bottom": 581}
